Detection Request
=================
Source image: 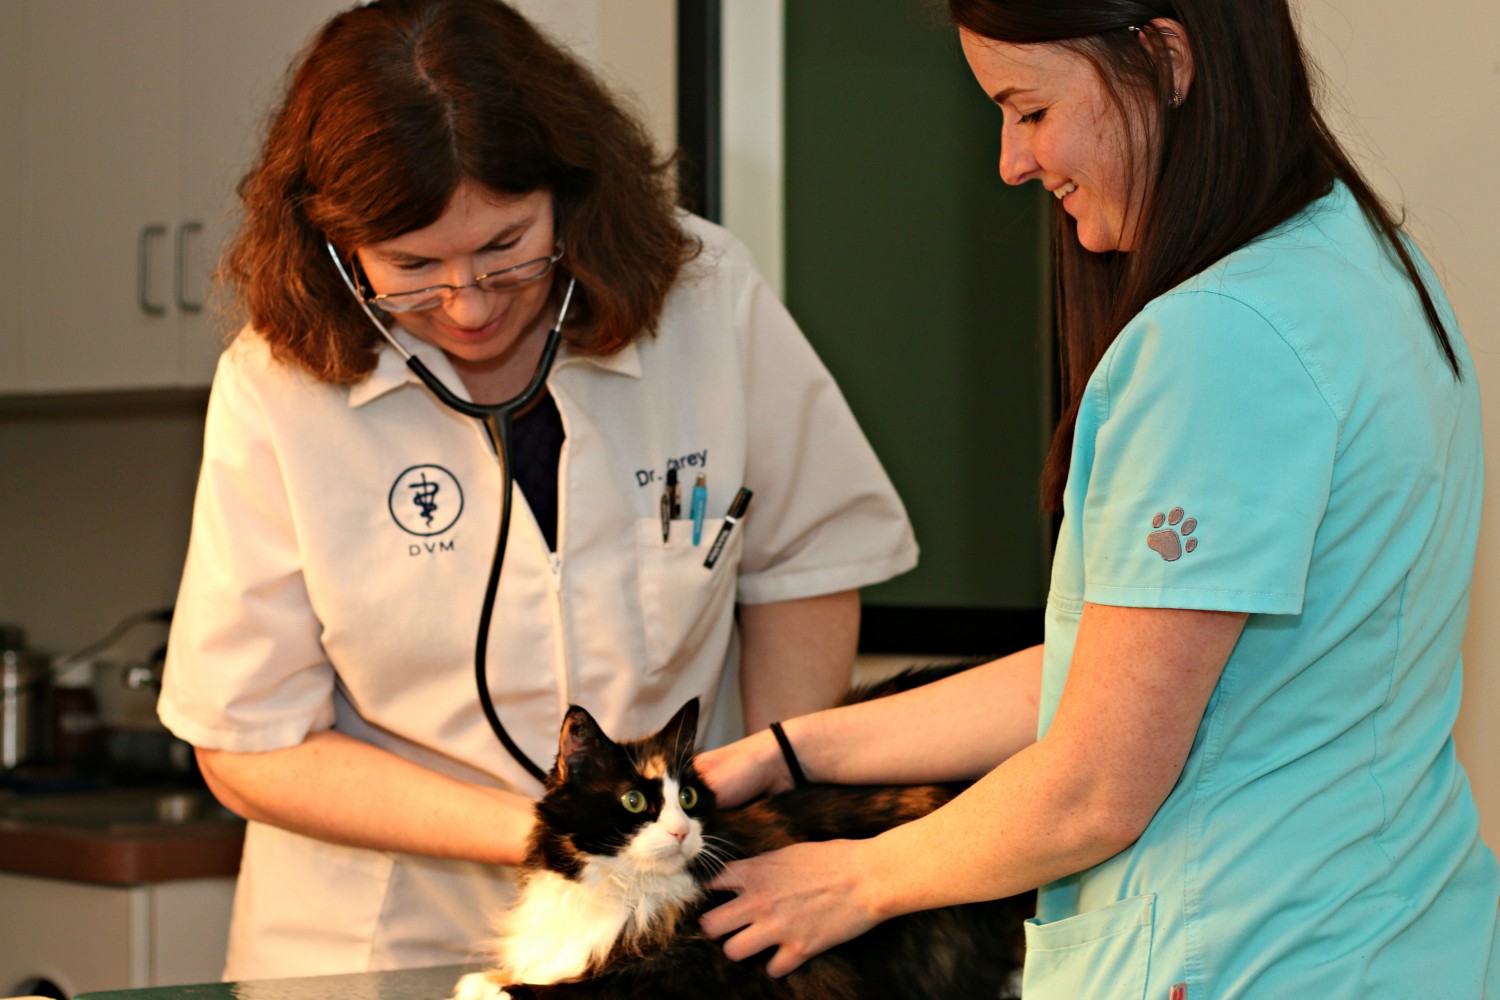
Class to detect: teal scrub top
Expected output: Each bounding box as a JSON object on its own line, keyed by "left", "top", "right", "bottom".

{"left": 1029, "top": 183, "right": 1500, "bottom": 999}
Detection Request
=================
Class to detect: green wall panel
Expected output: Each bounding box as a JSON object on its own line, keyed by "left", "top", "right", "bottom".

{"left": 784, "top": 1, "right": 1052, "bottom": 611}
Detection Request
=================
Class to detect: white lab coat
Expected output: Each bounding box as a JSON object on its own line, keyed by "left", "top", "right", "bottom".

{"left": 159, "top": 216, "right": 918, "bottom": 979}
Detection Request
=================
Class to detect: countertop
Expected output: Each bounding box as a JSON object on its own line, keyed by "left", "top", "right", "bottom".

{"left": 75, "top": 965, "right": 471, "bottom": 1000}
{"left": 0, "top": 785, "right": 244, "bottom": 884}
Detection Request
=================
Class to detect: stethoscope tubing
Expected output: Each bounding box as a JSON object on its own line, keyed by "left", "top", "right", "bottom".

{"left": 327, "top": 240, "right": 571, "bottom": 782}
{"left": 473, "top": 408, "right": 547, "bottom": 781}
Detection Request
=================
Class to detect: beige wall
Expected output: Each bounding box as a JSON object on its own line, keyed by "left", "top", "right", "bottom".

{"left": 1294, "top": 1, "right": 1500, "bottom": 844}
{"left": 0, "top": 394, "right": 206, "bottom": 658}
{"left": 722, "top": 1, "right": 786, "bottom": 294}
{"left": 513, "top": 0, "right": 677, "bottom": 155}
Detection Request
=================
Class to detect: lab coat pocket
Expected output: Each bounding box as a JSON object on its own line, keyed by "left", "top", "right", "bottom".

{"left": 636, "top": 516, "right": 741, "bottom": 673}
{"left": 1021, "top": 893, "right": 1156, "bottom": 1000}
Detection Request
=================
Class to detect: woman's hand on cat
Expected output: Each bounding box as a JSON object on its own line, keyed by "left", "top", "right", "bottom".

{"left": 694, "top": 728, "right": 790, "bottom": 807}
{"left": 700, "top": 838, "right": 885, "bottom": 977}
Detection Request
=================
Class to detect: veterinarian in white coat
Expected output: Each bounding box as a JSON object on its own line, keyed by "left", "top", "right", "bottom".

{"left": 158, "top": 0, "right": 915, "bottom": 979}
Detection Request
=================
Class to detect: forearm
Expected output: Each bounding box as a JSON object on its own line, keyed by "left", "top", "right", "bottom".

{"left": 700, "top": 735, "right": 1115, "bottom": 978}
{"left": 737, "top": 591, "right": 861, "bottom": 733}
{"left": 196, "top": 729, "right": 535, "bottom": 866}
{"left": 784, "top": 644, "right": 1043, "bottom": 785}
{"left": 703, "top": 608, "right": 1247, "bottom": 977}
{"left": 860, "top": 734, "right": 1133, "bottom": 918}
{"left": 862, "top": 606, "right": 1249, "bottom": 916}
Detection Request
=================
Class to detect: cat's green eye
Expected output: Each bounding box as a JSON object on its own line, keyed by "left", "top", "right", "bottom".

{"left": 620, "top": 789, "right": 648, "bottom": 814}
{"left": 678, "top": 786, "right": 699, "bottom": 810}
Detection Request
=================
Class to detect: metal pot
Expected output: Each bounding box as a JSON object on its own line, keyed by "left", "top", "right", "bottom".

{"left": 1, "top": 624, "right": 50, "bottom": 770}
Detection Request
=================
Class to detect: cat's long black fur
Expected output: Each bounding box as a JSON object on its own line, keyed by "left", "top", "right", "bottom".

{"left": 489, "top": 662, "right": 1032, "bottom": 1000}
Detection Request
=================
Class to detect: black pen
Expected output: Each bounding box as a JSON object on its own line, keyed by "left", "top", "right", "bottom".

{"left": 703, "top": 487, "right": 752, "bottom": 569}
{"left": 661, "top": 467, "right": 680, "bottom": 544}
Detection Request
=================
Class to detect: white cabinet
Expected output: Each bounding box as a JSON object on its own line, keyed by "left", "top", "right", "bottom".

{"left": 0, "top": 872, "right": 236, "bottom": 997}
{"left": 19, "top": 1, "right": 183, "bottom": 393}
{"left": 7, "top": 0, "right": 346, "bottom": 393}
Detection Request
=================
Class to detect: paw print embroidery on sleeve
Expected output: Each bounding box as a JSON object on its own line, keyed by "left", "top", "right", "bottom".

{"left": 1147, "top": 507, "right": 1198, "bottom": 562}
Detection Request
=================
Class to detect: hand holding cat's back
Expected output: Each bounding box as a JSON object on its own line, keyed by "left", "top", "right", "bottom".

{"left": 703, "top": 837, "right": 885, "bottom": 978}
{"left": 694, "top": 725, "right": 789, "bottom": 808}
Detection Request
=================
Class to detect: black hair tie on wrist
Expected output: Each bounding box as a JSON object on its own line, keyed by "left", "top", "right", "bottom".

{"left": 768, "top": 721, "right": 809, "bottom": 788}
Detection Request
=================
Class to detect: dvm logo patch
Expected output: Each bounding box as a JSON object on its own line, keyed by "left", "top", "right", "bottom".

{"left": 389, "top": 465, "right": 464, "bottom": 536}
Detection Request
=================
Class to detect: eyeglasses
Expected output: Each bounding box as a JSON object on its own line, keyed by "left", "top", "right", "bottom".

{"left": 341, "top": 241, "right": 566, "bottom": 314}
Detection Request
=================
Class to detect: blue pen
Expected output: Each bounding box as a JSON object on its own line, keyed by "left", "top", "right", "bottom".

{"left": 690, "top": 474, "right": 708, "bottom": 545}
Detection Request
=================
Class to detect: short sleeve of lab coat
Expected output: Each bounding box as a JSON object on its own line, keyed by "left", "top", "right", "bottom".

{"left": 727, "top": 258, "right": 919, "bottom": 605}
{"left": 1079, "top": 290, "right": 1339, "bottom": 614}
{"left": 158, "top": 343, "right": 337, "bottom": 751}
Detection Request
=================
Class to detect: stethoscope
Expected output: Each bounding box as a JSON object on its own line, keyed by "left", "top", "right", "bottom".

{"left": 326, "top": 240, "right": 573, "bottom": 783}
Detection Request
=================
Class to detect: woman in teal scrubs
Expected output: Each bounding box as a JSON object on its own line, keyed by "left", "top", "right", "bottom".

{"left": 695, "top": 1, "right": 1500, "bottom": 996}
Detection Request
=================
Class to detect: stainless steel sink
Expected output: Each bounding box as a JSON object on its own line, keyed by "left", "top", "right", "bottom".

{"left": 0, "top": 787, "right": 238, "bottom": 830}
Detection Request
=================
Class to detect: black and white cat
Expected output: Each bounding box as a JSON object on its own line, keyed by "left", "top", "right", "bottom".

{"left": 453, "top": 669, "right": 1030, "bottom": 999}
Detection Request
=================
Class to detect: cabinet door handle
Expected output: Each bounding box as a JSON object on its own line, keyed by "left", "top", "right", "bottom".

{"left": 138, "top": 224, "right": 168, "bottom": 316}
{"left": 175, "top": 221, "right": 204, "bottom": 313}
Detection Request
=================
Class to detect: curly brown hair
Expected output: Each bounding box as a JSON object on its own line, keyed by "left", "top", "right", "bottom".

{"left": 221, "top": 0, "right": 698, "bottom": 384}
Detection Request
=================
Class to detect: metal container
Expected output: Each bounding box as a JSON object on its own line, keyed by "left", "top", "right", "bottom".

{"left": 1, "top": 624, "right": 50, "bottom": 769}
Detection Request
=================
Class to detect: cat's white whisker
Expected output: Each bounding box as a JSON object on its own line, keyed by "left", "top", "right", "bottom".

{"left": 692, "top": 852, "right": 729, "bottom": 880}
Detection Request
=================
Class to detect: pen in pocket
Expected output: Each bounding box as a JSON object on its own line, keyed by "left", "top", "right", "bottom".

{"left": 703, "top": 487, "right": 752, "bottom": 569}
{"left": 690, "top": 474, "right": 708, "bottom": 545}
{"left": 660, "top": 467, "right": 680, "bottom": 544}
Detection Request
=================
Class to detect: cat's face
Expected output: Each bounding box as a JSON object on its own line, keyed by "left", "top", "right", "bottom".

{"left": 535, "top": 699, "right": 718, "bottom": 879}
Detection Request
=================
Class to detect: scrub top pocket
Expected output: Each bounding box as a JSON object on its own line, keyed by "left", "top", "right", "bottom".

{"left": 1021, "top": 893, "right": 1156, "bottom": 1000}
{"left": 636, "top": 516, "right": 741, "bottom": 673}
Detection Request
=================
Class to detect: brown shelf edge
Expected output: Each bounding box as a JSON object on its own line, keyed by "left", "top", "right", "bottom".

{"left": 0, "top": 820, "right": 244, "bottom": 885}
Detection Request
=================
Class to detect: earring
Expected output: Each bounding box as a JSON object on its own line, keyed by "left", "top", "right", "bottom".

{"left": 1170, "top": 90, "right": 1183, "bottom": 109}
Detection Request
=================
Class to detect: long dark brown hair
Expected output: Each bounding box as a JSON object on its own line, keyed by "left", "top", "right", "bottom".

{"left": 947, "top": 0, "right": 1461, "bottom": 510}
{"left": 222, "top": 0, "right": 698, "bottom": 384}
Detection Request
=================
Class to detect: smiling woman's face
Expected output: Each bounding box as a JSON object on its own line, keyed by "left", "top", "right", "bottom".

{"left": 356, "top": 180, "right": 558, "bottom": 397}
{"left": 960, "top": 29, "right": 1147, "bottom": 253}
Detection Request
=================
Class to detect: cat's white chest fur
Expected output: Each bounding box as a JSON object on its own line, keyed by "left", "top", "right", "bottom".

{"left": 448, "top": 855, "right": 697, "bottom": 1000}
{"left": 450, "top": 971, "right": 509, "bottom": 1000}
{"left": 480, "top": 778, "right": 706, "bottom": 990}
{"left": 449, "top": 854, "right": 702, "bottom": 999}
{"left": 496, "top": 858, "right": 700, "bottom": 984}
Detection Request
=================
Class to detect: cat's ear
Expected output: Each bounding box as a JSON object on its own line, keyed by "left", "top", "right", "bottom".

{"left": 557, "top": 705, "right": 609, "bottom": 781}
{"left": 659, "top": 698, "right": 700, "bottom": 763}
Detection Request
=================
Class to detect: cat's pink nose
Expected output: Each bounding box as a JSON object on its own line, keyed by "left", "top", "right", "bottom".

{"left": 669, "top": 829, "right": 688, "bottom": 843}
